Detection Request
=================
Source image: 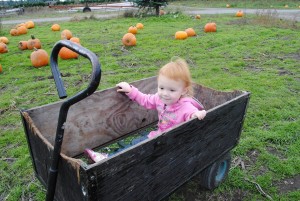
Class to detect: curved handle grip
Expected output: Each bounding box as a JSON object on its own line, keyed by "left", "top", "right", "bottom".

{"left": 50, "top": 40, "right": 101, "bottom": 99}
{"left": 46, "top": 40, "right": 101, "bottom": 201}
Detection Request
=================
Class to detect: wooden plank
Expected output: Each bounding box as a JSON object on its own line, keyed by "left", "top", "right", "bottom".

{"left": 84, "top": 92, "right": 250, "bottom": 201}
{"left": 25, "top": 77, "right": 158, "bottom": 157}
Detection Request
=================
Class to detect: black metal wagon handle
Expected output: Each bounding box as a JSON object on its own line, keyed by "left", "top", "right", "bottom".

{"left": 46, "top": 40, "right": 101, "bottom": 201}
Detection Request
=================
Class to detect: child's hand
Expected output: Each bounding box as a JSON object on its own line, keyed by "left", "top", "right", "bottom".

{"left": 192, "top": 110, "right": 207, "bottom": 120}
{"left": 116, "top": 82, "right": 132, "bottom": 93}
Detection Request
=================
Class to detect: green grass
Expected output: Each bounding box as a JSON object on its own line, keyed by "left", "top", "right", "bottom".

{"left": 169, "top": 0, "right": 300, "bottom": 9}
{"left": 1, "top": 3, "right": 300, "bottom": 201}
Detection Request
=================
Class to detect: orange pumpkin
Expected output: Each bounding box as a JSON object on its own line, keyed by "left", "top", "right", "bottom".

{"left": 204, "top": 22, "right": 217, "bottom": 32}
{"left": 59, "top": 47, "right": 79, "bottom": 60}
{"left": 25, "top": 21, "right": 35, "bottom": 29}
{"left": 18, "top": 41, "right": 28, "bottom": 50}
{"left": 17, "top": 25, "right": 28, "bottom": 35}
{"left": 128, "top": 26, "right": 138, "bottom": 34}
{"left": 61, "top": 29, "right": 72, "bottom": 39}
{"left": 10, "top": 28, "right": 19, "bottom": 36}
{"left": 70, "top": 37, "right": 80, "bottom": 44}
{"left": 122, "top": 33, "right": 136, "bottom": 46}
{"left": 175, "top": 31, "right": 188, "bottom": 40}
{"left": 30, "top": 48, "right": 49, "bottom": 68}
{"left": 136, "top": 23, "right": 144, "bottom": 29}
{"left": 0, "top": 37, "right": 9, "bottom": 44}
{"left": 236, "top": 10, "right": 244, "bottom": 17}
{"left": 27, "top": 35, "right": 41, "bottom": 50}
{"left": 185, "top": 28, "right": 196, "bottom": 37}
{"left": 0, "top": 64, "right": 2, "bottom": 73}
{"left": 51, "top": 24, "right": 60, "bottom": 31}
{"left": 159, "top": 9, "right": 165, "bottom": 15}
{"left": 0, "top": 42, "right": 8, "bottom": 53}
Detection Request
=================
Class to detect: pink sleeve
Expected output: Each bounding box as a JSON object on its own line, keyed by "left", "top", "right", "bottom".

{"left": 126, "top": 86, "right": 158, "bottom": 110}
{"left": 182, "top": 104, "right": 201, "bottom": 121}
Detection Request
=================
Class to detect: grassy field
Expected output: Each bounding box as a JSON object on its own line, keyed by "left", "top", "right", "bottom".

{"left": 0, "top": 1, "right": 300, "bottom": 201}
{"left": 169, "top": 0, "right": 300, "bottom": 9}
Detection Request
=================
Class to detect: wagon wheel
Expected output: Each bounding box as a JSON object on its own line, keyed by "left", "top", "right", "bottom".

{"left": 198, "top": 152, "right": 231, "bottom": 190}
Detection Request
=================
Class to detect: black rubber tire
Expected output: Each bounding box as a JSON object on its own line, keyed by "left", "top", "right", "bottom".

{"left": 198, "top": 152, "right": 231, "bottom": 190}
{"left": 83, "top": 7, "right": 91, "bottom": 13}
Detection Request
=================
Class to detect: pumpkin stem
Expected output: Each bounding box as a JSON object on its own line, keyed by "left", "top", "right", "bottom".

{"left": 31, "top": 35, "right": 35, "bottom": 39}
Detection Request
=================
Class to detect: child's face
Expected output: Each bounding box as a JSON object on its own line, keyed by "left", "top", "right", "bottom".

{"left": 157, "top": 75, "right": 187, "bottom": 105}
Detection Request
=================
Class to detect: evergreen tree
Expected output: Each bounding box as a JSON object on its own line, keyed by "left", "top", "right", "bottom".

{"left": 132, "top": 0, "right": 167, "bottom": 16}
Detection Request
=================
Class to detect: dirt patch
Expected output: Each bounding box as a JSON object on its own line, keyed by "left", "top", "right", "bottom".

{"left": 168, "top": 180, "right": 249, "bottom": 201}
{"left": 276, "top": 175, "right": 300, "bottom": 193}
{"left": 266, "top": 146, "right": 287, "bottom": 160}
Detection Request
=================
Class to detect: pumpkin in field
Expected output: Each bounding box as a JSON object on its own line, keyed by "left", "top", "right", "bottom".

{"left": 27, "top": 35, "right": 41, "bottom": 50}
{"left": 136, "top": 23, "right": 144, "bottom": 29}
{"left": 185, "top": 28, "right": 196, "bottom": 37}
{"left": 0, "top": 37, "right": 9, "bottom": 44}
{"left": 70, "top": 37, "right": 80, "bottom": 44}
{"left": 175, "top": 31, "right": 188, "bottom": 40}
{"left": 204, "top": 22, "right": 217, "bottom": 32}
{"left": 122, "top": 33, "right": 136, "bottom": 46}
{"left": 59, "top": 47, "right": 79, "bottom": 60}
{"left": 17, "top": 25, "right": 28, "bottom": 35}
{"left": 18, "top": 41, "right": 28, "bottom": 50}
{"left": 236, "top": 10, "right": 244, "bottom": 17}
{"left": 61, "top": 29, "right": 72, "bottom": 39}
{"left": 25, "top": 21, "right": 35, "bottom": 29}
{"left": 0, "top": 42, "right": 8, "bottom": 53}
{"left": 128, "top": 26, "right": 138, "bottom": 34}
{"left": 10, "top": 28, "right": 19, "bottom": 36}
{"left": 59, "top": 39, "right": 80, "bottom": 60}
{"left": 51, "top": 24, "right": 60, "bottom": 31}
{"left": 226, "top": 4, "right": 230, "bottom": 8}
{"left": 0, "top": 64, "right": 2, "bottom": 73}
{"left": 30, "top": 48, "right": 49, "bottom": 68}
{"left": 159, "top": 9, "right": 165, "bottom": 15}
{"left": 195, "top": 15, "right": 201, "bottom": 19}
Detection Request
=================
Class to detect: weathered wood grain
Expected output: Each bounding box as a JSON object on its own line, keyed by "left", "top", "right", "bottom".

{"left": 81, "top": 92, "right": 250, "bottom": 201}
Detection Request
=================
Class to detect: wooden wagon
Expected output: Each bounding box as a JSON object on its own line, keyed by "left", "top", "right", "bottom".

{"left": 20, "top": 41, "right": 250, "bottom": 201}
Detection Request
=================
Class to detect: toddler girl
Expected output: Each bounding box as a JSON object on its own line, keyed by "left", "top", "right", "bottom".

{"left": 85, "top": 58, "right": 207, "bottom": 163}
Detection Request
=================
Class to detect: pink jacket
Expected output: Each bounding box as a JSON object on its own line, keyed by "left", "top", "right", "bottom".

{"left": 127, "top": 86, "right": 204, "bottom": 138}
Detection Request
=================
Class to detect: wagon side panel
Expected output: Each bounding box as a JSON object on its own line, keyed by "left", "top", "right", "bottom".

{"left": 21, "top": 112, "right": 86, "bottom": 201}
{"left": 86, "top": 93, "right": 250, "bottom": 200}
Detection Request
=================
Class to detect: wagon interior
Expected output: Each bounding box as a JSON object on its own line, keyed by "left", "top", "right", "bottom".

{"left": 24, "top": 76, "right": 245, "bottom": 161}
